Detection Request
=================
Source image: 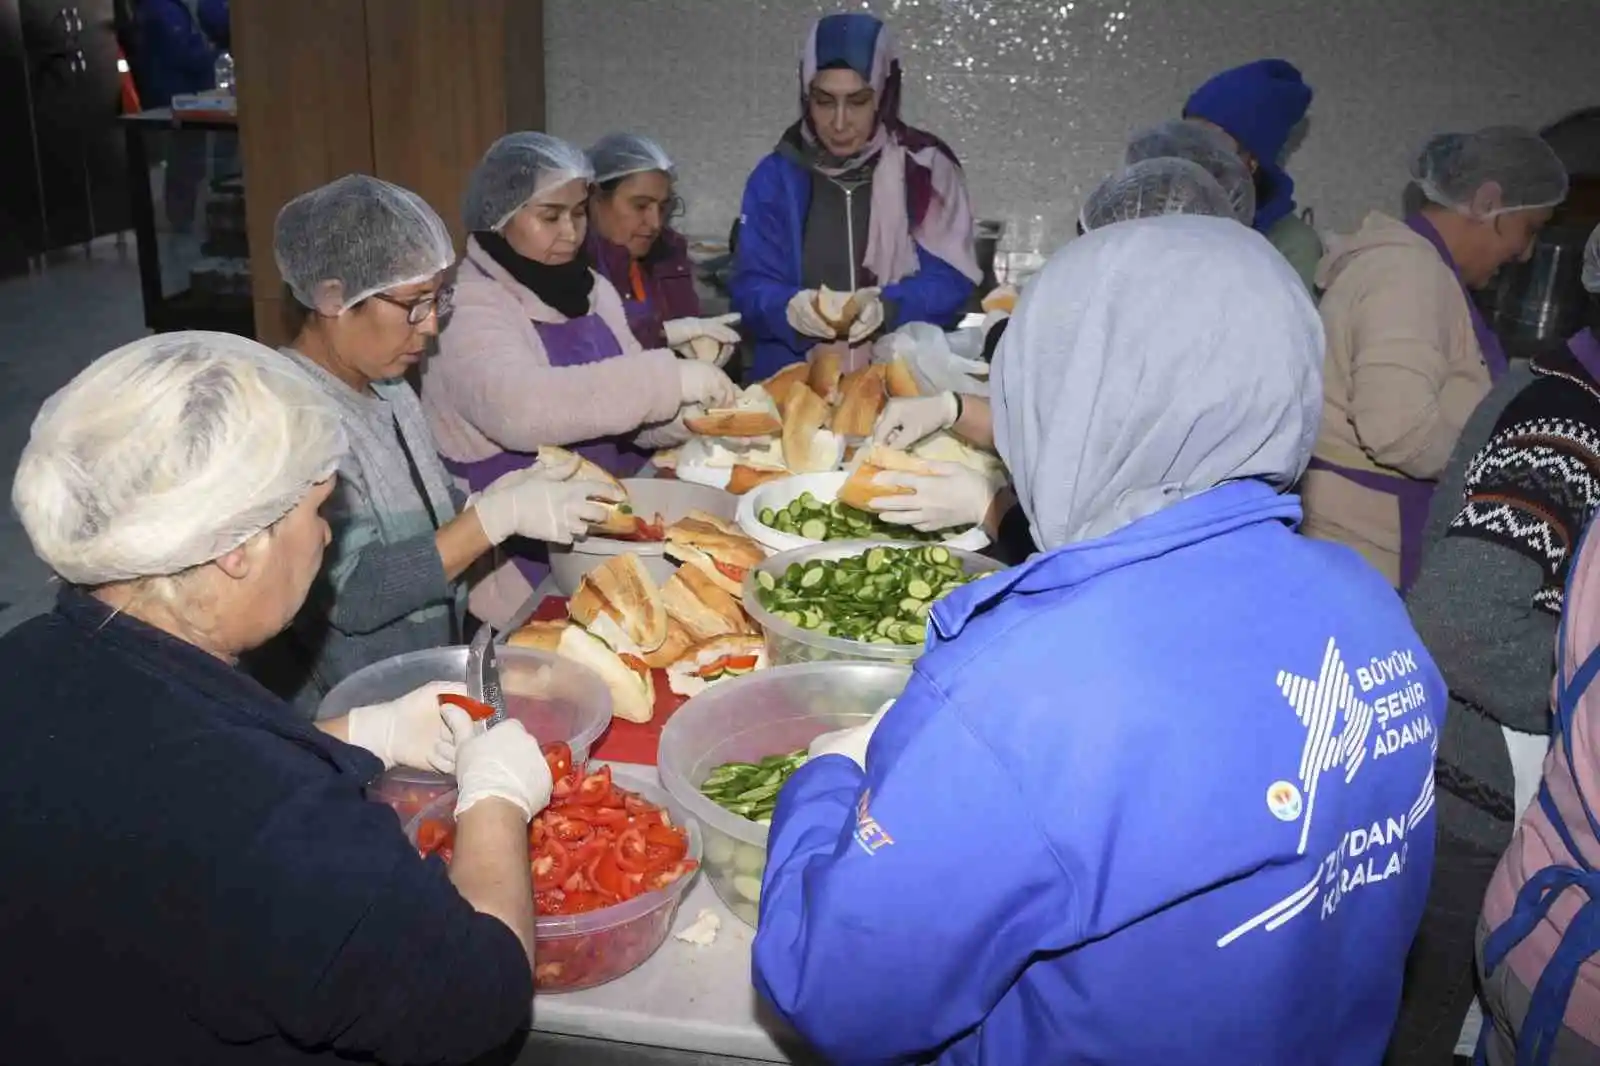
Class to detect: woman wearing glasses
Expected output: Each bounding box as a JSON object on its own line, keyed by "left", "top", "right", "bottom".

{"left": 258, "top": 175, "right": 619, "bottom": 710}
{"left": 586, "top": 133, "right": 741, "bottom": 365}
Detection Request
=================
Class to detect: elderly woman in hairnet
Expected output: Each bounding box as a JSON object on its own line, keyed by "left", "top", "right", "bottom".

{"left": 753, "top": 216, "right": 1446, "bottom": 1064}
{"left": 1303, "top": 126, "right": 1567, "bottom": 595}
{"left": 863, "top": 157, "right": 1243, "bottom": 559}
{"left": 258, "top": 174, "right": 620, "bottom": 707}
{"left": 0, "top": 333, "right": 557, "bottom": 1063}
{"left": 585, "top": 132, "right": 741, "bottom": 363}
{"left": 731, "top": 11, "right": 980, "bottom": 380}
{"left": 427, "top": 132, "right": 736, "bottom": 625}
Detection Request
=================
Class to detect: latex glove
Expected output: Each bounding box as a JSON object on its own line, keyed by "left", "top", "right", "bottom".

{"left": 445, "top": 709, "right": 554, "bottom": 820}
{"left": 845, "top": 287, "right": 885, "bottom": 344}
{"left": 472, "top": 471, "right": 622, "bottom": 546}
{"left": 785, "top": 289, "right": 836, "bottom": 340}
{"left": 346, "top": 680, "right": 466, "bottom": 772}
{"left": 870, "top": 460, "right": 999, "bottom": 532}
{"left": 807, "top": 698, "right": 897, "bottom": 769}
{"left": 664, "top": 313, "right": 742, "bottom": 349}
{"left": 677, "top": 359, "right": 737, "bottom": 408}
{"left": 872, "top": 392, "right": 959, "bottom": 449}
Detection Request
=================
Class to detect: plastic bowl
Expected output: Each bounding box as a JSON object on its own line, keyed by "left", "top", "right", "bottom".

{"left": 735, "top": 471, "right": 990, "bottom": 555}
{"left": 742, "top": 539, "right": 1004, "bottom": 666}
{"left": 548, "top": 478, "right": 737, "bottom": 596}
{"left": 318, "top": 645, "right": 613, "bottom": 823}
{"left": 658, "top": 661, "right": 912, "bottom": 926}
{"left": 404, "top": 769, "right": 702, "bottom": 991}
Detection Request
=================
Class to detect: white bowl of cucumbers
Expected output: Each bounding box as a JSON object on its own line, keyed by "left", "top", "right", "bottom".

{"left": 736, "top": 471, "right": 990, "bottom": 555}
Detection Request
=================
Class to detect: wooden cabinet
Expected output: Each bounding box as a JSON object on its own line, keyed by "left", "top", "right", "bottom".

{"left": 233, "top": 0, "right": 545, "bottom": 346}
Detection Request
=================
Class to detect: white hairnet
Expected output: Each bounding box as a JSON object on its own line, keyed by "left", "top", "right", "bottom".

{"left": 1079, "top": 158, "right": 1237, "bottom": 233}
{"left": 590, "top": 133, "right": 675, "bottom": 187}
{"left": 13, "top": 333, "right": 347, "bottom": 585}
{"left": 1125, "top": 119, "right": 1256, "bottom": 225}
{"left": 994, "top": 215, "right": 1322, "bottom": 549}
{"left": 1585, "top": 223, "right": 1600, "bottom": 294}
{"left": 274, "top": 174, "right": 454, "bottom": 313}
{"left": 463, "top": 132, "right": 594, "bottom": 233}
{"left": 1412, "top": 126, "right": 1568, "bottom": 218}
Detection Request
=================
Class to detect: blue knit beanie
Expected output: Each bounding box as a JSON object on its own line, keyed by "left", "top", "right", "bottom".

{"left": 1184, "top": 59, "right": 1311, "bottom": 165}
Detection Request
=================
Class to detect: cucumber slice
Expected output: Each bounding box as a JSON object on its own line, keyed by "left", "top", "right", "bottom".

{"left": 759, "top": 507, "right": 776, "bottom": 525}
{"left": 800, "top": 519, "right": 828, "bottom": 540}
{"left": 866, "top": 548, "right": 889, "bottom": 572}
{"left": 757, "top": 570, "right": 777, "bottom": 592}
{"left": 927, "top": 545, "right": 951, "bottom": 564}
{"left": 907, "top": 578, "right": 933, "bottom": 599}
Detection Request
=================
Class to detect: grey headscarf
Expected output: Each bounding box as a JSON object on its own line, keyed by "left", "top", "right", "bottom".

{"left": 993, "top": 215, "right": 1323, "bottom": 550}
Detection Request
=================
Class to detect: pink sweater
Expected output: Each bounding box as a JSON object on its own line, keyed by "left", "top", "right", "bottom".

{"left": 422, "top": 236, "right": 683, "bottom": 464}
{"left": 1482, "top": 533, "right": 1600, "bottom": 1045}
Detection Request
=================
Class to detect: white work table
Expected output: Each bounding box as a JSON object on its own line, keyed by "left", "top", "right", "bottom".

{"left": 516, "top": 763, "right": 817, "bottom": 1066}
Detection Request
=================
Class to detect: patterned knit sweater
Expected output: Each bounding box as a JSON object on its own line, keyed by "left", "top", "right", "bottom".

{"left": 1408, "top": 340, "right": 1600, "bottom": 849}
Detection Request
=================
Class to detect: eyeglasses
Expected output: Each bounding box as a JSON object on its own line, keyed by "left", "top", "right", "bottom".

{"left": 372, "top": 286, "right": 453, "bottom": 325}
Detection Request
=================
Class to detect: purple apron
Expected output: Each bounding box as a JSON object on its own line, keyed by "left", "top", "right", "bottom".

{"left": 1569, "top": 327, "right": 1600, "bottom": 384}
{"left": 1305, "top": 217, "right": 1513, "bottom": 594}
{"left": 440, "top": 313, "right": 649, "bottom": 589}
{"left": 1405, "top": 212, "right": 1510, "bottom": 383}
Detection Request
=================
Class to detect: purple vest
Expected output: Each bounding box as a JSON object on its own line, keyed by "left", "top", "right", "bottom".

{"left": 585, "top": 228, "right": 701, "bottom": 351}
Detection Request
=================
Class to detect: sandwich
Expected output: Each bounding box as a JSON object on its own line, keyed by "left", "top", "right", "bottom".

{"left": 662, "top": 564, "right": 755, "bottom": 643}
{"left": 664, "top": 510, "right": 766, "bottom": 597}
{"left": 640, "top": 616, "right": 697, "bottom": 670}
{"left": 838, "top": 445, "right": 937, "bottom": 511}
{"left": 761, "top": 362, "right": 814, "bottom": 409}
{"left": 814, "top": 285, "right": 863, "bottom": 337}
{"left": 684, "top": 385, "right": 783, "bottom": 438}
{"left": 566, "top": 552, "right": 669, "bottom": 654}
{"left": 726, "top": 465, "right": 788, "bottom": 495}
{"left": 508, "top": 620, "right": 656, "bottom": 724}
{"left": 885, "top": 357, "right": 920, "bottom": 398}
{"left": 666, "top": 635, "right": 768, "bottom": 698}
{"left": 830, "top": 365, "right": 887, "bottom": 438}
{"left": 781, "top": 383, "right": 841, "bottom": 474}
{"left": 807, "top": 347, "right": 845, "bottom": 404}
{"left": 537, "top": 445, "right": 661, "bottom": 540}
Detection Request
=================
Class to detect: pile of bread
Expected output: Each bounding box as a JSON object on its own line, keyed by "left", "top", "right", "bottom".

{"left": 508, "top": 511, "right": 769, "bottom": 722}
{"left": 657, "top": 352, "right": 922, "bottom": 493}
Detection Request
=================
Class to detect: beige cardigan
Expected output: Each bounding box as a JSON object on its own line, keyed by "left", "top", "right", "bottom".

{"left": 1301, "top": 212, "right": 1494, "bottom": 585}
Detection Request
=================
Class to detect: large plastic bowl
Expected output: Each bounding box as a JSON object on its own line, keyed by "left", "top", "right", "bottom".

{"left": 735, "top": 470, "right": 990, "bottom": 555}
{"left": 319, "top": 645, "right": 613, "bottom": 823}
{"left": 658, "top": 661, "right": 912, "bottom": 926}
{"left": 548, "top": 478, "right": 737, "bottom": 596}
{"left": 742, "top": 539, "right": 1004, "bottom": 666}
{"left": 404, "top": 769, "right": 701, "bottom": 991}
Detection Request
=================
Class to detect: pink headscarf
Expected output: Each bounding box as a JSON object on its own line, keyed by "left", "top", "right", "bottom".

{"left": 797, "top": 14, "right": 981, "bottom": 287}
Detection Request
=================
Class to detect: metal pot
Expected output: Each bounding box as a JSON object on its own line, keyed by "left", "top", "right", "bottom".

{"left": 1482, "top": 222, "right": 1594, "bottom": 346}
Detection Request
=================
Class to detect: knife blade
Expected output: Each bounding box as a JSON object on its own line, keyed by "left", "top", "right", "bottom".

{"left": 465, "top": 626, "right": 507, "bottom": 729}
{"left": 478, "top": 629, "right": 508, "bottom": 727}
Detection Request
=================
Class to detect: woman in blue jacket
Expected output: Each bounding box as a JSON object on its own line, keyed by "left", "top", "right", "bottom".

{"left": 753, "top": 216, "right": 1447, "bottom": 1065}
{"left": 730, "top": 12, "right": 980, "bottom": 380}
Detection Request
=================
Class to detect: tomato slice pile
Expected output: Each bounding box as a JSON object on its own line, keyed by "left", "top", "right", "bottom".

{"left": 413, "top": 742, "right": 697, "bottom": 921}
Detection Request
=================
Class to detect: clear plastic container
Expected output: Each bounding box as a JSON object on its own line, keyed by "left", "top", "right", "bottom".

{"left": 547, "top": 478, "right": 737, "bottom": 596}
{"left": 657, "top": 661, "right": 912, "bottom": 926}
{"left": 741, "top": 539, "right": 1004, "bottom": 666}
{"left": 404, "top": 769, "right": 701, "bottom": 991}
{"left": 318, "top": 645, "right": 613, "bottom": 823}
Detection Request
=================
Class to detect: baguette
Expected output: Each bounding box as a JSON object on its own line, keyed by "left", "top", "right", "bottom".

{"left": 838, "top": 445, "right": 936, "bottom": 511}
{"left": 507, "top": 621, "right": 656, "bottom": 723}
{"left": 726, "top": 465, "right": 788, "bottom": 495}
{"left": 885, "top": 357, "right": 920, "bottom": 398}
{"left": 537, "top": 445, "right": 642, "bottom": 537}
{"left": 831, "top": 365, "right": 887, "bottom": 438}
{"left": 814, "top": 285, "right": 863, "bottom": 335}
{"left": 781, "top": 384, "right": 837, "bottom": 474}
{"left": 807, "top": 347, "right": 845, "bottom": 404}
{"left": 566, "top": 553, "right": 668, "bottom": 653}
{"left": 761, "top": 363, "right": 814, "bottom": 408}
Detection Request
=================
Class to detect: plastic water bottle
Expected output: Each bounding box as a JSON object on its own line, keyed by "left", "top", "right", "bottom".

{"left": 213, "top": 51, "right": 234, "bottom": 94}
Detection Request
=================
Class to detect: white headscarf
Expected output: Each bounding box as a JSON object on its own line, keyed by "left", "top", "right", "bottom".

{"left": 993, "top": 215, "right": 1323, "bottom": 550}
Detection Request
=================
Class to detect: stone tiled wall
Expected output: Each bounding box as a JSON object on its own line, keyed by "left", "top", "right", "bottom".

{"left": 547, "top": 0, "right": 1600, "bottom": 251}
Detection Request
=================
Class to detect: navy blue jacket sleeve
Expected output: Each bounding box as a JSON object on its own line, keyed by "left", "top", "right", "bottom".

{"left": 751, "top": 673, "right": 1074, "bottom": 1064}
{"left": 187, "top": 742, "right": 531, "bottom": 1065}
{"left": 198, "top": 0, "right": 230, "bottom": 49}
{"left": 729, "top": 155, "right": 808, "bottom": 363}
{"left": 140, "top": 0, "right": 217, "bottom": 86}
{"left": 881, "top": 243, "right": 975, "bottom": 332}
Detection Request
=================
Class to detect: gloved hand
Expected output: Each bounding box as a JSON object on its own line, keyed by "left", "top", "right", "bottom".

{"left": 445, "top": 709, "right": 554, "bottom": 820}
{"left": 869, "top": 460, "right": 1000, "bottom": 533}
{"left": 872, "top": 392, "right": 959, "bottom": 449}
{"left": 471, "top": 468, "right": 622, "bottom": 546}
{"left": 665, "top": 313, "right": 742, "bottom": 350}
{"left": 845, "top": 287, "right": 885, "bottom": 344}
{"left": 677, "top": 359, "right": 737, "bottom": 408}
{"left": 807, "top": 698, "right": 897, "bottom": 769}
{"left": 346, "top": 680, "right": 466, "bottom": 772}
{"left": 785, "top": 289, "right": 836, "bottom": 340}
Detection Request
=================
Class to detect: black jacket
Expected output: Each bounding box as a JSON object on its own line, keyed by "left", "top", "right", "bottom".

{"left": 0, "top": 589, "right": 531, "bottom": 1064}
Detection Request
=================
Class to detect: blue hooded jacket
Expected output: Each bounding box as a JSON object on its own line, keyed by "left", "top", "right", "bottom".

{"left": 131, "top": 0, "right": 220, "bottom": 107}
{"left": 730, "top": 152, "right": 975, "bottom": 380}
{"left": 752, "top": 480, "right": 1444, "bottom": 1065}
{"left": 1185, "top": 59, "right": 1312, "bottom": 234}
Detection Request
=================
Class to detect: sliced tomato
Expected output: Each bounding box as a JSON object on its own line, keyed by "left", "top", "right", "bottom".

{"left": 542, "top": 742, "right": 573, "bottom": 780}
{"left": 551, "top": 773, "right": 577, "bottom": 802}
{"left": 643, "top": 859, "right": 698, "bottom": 892}
{"left": 437, "top": 692, "right": 497, "bottom": 722}
{"left": 622, "top": 793, "right": 654, "bottom": 817}
{"left": 554, "top": 890, "right": 612, "bottom": 915}
{"left": 532, "top": 840, "right": 573, "bottom": 891}
{"left": 613, "top": 828, "right": 651, "bottom": 873}
{"left": 534, "top": 887, "right": 566, "bottom": 915}
{"left": 544, "top": 814, "right": 592, "bottom": 844}
{"left": 571, "top": 766, "right": 614, "bottom": 807}
{"left": 416, "top": 819, "right": 452, "bottom": 856}
{"left": 619, "top": 654, "right": 651, "bottom": 677}
{"left": 591, "top": 850, "right": 643, "bottom": 901}
{"left": 713, "top": 559, "right": 747, "bottom": 583}
{"left": 563, "top": 805, "right": 629, "bottom": 829}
